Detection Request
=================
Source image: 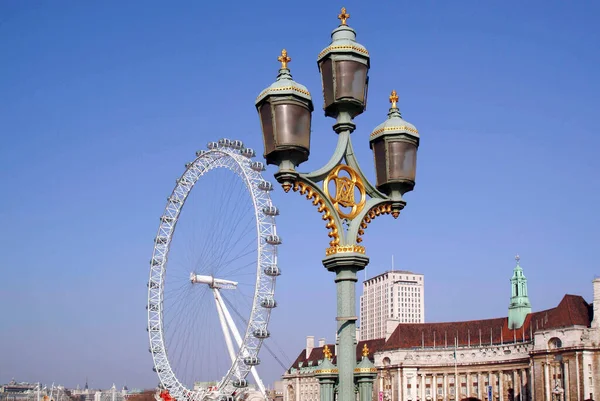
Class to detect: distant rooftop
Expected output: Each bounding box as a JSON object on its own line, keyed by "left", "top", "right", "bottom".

{"left": 364, "top": 270, "right": 423, "bottom": 283}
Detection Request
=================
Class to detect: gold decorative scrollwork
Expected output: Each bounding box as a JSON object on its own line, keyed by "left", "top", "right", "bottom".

{"left": 356, "top": 203, "right": 397, "bottom": 243}
{"left": 323, "top": 164, "right": 366, "bottom": 220}
{"left": 292, "top": 181, "right": 340, "bottom": 248}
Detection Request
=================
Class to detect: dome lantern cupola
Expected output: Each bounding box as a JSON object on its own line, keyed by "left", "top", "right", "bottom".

{"left": 369, "top": 90, "right": 420, "bottom": 197}
{"left": 256, "top": 49, "right": 314, "bottom": 171}
{"left": 317, "top": 7, "right": 370, "bottom": 119}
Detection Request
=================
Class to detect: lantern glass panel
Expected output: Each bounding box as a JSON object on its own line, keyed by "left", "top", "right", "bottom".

{"left": 372, "top": 140, "right": 387, "bottom": 186}
{"left": 320, "top": 58, "right": 335, "bottom": 107}
{"left": 388, "top": 141, "right": 417, "bottom": 182}
{"left": 335, "top": 60, "right": 368, "bottom": 102}
{"left": 273, "top": 103, "right": 311, "bottom": 150}
{"left": 259, "top": 103, "right": 275, "bottom": 154}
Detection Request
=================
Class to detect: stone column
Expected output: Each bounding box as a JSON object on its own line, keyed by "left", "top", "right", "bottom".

{"left": 477, "top": 372, "right": 482, "bottom": 400}
{"left": 467, "top": 372, "right": 471, "bottom": 398}
{"left": 529, "top": 366, "right": 535, "bottom": 401}
{"left": 443, "top": 374, "right": 447, "bottom": 401}
{"left": 397, "top": 368, "right": 402, "bottom": 401}
{"left": 512, "top": 370, "right": 518, "bottom": 401}
{"left": 402, "top": 370, "right": 408, "bottom": 401}
{"left": 563, "top": 361, "right": 569, "bottom": 401}
{"left": 544, "top": 363, "right": 551, "bottom": 401}
{"left": 432, "top": 374, "right": 437, "bottom": 401}
{"left": 420, "top": 374, "right": 425, "bottom": 401}
{"left": 520, "top": 369, "right": 526, "bottom": 401}
{"left": 499, "top": 371, "right": 504, "bottom": 401}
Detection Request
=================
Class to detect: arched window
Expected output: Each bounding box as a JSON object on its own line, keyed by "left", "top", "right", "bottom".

{"left": 548, "top": 337, "right": 562, "bottom": 349}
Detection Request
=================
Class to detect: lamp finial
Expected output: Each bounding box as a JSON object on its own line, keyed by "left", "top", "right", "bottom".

{"left": 338, "top": 7, "right": 350, "bottom": 26}
{"left": 389, "top": 90, "right": 399, "bottom": 109}
{"left": 277, "top": 49, "right": 291, "bottom": 69}
{"left": 362, "top": 343, "right": 369, "bottom": 357}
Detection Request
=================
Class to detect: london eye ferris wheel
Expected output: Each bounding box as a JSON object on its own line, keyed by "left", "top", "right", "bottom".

{"left": 147, "top": 139, "right": 281, "bottom": 401}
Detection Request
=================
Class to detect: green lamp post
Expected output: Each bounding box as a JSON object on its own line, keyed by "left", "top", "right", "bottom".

{"left": 256, "top": 8, "right": 420, "bottom": 401}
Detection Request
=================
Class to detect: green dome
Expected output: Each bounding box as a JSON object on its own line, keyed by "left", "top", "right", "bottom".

{"left": 255, "top": 49, "right": 313, "bottom": 107}
{"left": 317, "top": 8, "right": 369, "bottom": 64}
{"left": 370, "top": 90, "right": 419, "bottom": 142}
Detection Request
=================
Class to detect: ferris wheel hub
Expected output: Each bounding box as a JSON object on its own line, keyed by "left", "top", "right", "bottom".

{"left": 190, "top": 273, "right": 238, "bottom": 289}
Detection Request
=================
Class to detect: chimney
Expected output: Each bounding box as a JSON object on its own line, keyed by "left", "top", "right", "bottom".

{"left": 318, "top": 338, "right": 326, "bottom": 347}
{"left": 592, "top": 278, "right": 600, "bottom": 328}
{"left": 306, "top": 336, "right": 315, "bottom": 359}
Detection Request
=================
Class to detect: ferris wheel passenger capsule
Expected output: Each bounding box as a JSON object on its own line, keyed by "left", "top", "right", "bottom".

{"left": 264, "top": 265, "right": 281, "bottom": 276}
{"left": 231, "top": 140, "right": 244, "bottom": 149}
{"left": 195, "top": 149, "right": 207, "bottom": 157}
{"left": 218, "top": 138, "right": 232, "bottom": 147}
{"left": 207, "top": 142, "right": 218, "bottom": 150}
{"left": 262, "top": 205, "right": 279, "bottom": 216}
{"left": 241, "top": 148, "right": 256, "bottom": 158}
{"left": 250, "top": 161, "right": 266, "bottom": 171}
{"left": 253, "top": 328, "right": 270, "bottom": 339}
{"left": 257, "top": 181, "right": 274, "bottom": 191}
{"left": 264, "top": 234, "right": 281, "bottom": 245}
{"left": 232, "top": 380, "right": 248, "bottom": 389}
{"left": 243, "top": 356, "right": 260, "bottom": 366}
{"left": 260, "top": 297, "right": 277, "bottom": 308}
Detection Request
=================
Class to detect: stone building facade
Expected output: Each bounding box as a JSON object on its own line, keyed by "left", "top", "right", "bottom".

{"left": 282, "top": 261, "right": 599, "bottom": 401}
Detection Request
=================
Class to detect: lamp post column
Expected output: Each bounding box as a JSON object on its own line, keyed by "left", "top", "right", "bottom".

{"left": 324, "top": 254, "right": 369, "bottom": 400}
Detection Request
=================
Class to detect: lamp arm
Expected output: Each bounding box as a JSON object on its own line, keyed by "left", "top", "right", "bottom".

{"left": 303, "top": 131, "right": 350, "bottom": 182}
{"left": 343, "top": 134, "right": 389, "bottom": 200}
{"left": 345, "top": 197, "right": 391, "bottom": 244}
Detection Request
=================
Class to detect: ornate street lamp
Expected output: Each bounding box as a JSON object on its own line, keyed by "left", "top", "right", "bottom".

{"left": 256, "top": 8, "right": 420, "bottom": 401}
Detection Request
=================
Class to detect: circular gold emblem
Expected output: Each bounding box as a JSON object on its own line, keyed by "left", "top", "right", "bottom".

{"left": 324, "top": 164, "right": 366, "bottom": 220}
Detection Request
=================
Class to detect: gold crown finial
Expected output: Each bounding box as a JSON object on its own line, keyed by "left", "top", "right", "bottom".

{"left": 338, "top": 7, "right": 350, "bottom": 25}
{"left": 362, "top": 343, "right": 370, "bottom": 357}
{"left": 278, "top": 49, "right": 291, "bottom": 69}
{"left": 389, "top": 90, "right": 399, "bottom": 109}
{"left": 323, "top": 345, "right": 332, "bottom": 360}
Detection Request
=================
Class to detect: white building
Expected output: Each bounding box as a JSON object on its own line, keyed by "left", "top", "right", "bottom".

{"left": 360, "top": 270, "right": 424, "bottom": 341}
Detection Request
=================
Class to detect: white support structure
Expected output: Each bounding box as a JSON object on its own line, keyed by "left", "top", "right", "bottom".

{"left": 214, "top": 288, "right": 268, "bottom": 398}
{"left": 214, "top": 288, "right": 238, "bottom": 364}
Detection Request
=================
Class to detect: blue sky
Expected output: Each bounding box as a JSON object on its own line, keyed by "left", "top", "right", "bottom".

{"left": 1, "top": 0, "right": 599, "bottom": 391}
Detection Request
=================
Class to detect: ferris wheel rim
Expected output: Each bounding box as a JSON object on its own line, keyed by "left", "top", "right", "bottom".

{"left": 147, "top": 143, "right": 279, "bottom": 401}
